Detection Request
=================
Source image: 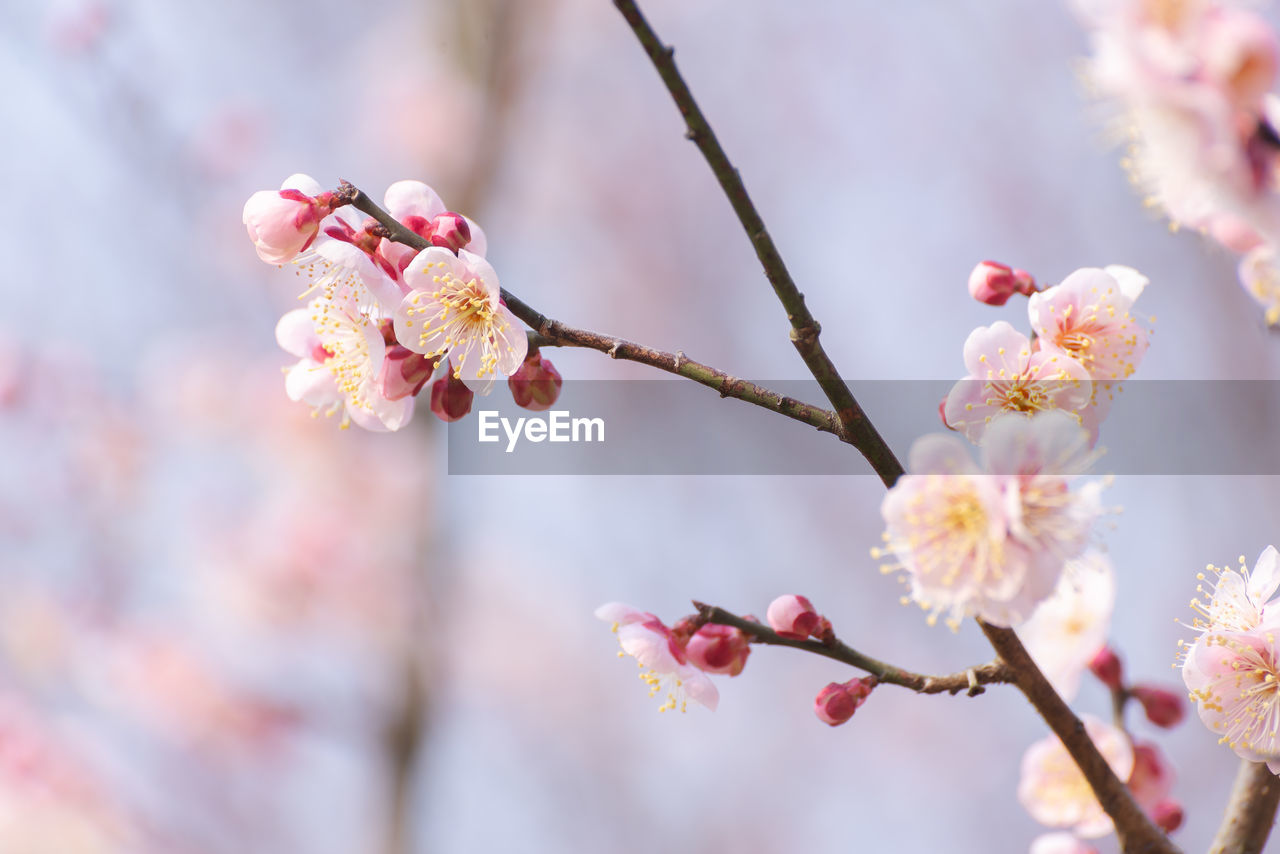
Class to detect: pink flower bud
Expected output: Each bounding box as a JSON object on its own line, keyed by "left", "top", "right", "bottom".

{"left": 429, "top": 372, "right": 474, "bottom": 422}
{"left": 1131, "top": 684, "right": 1186, "bottom": 729}
{"left": 243, "top": 177, "right": 334, "bottom": 264}
{"left": 813, "top": 677, "right": 875, "bottom": 727}
{"left": 766, "top": 594, "right": 820, "bottom": 639}
{"left": 685, "top": 624, "right": 751, "bottom": 677}
{"left": 378, "top": 346, "right": 436, "bottom": 401}
{"left": 1088, "top": 646, "right": 1124, "bottom": 691}
{"left": 1127, "top": 742, "right": 1175, "bottom": 813}
{"left": 428, "top": 212, "right": 472, "bottom": 253}
{"left": 1153, "top": 800, "right": 1184, "bottom": 833}
{"left": 508, "top": 351, "right": 563, "bottom": 411}
{"left": 967, "top": 260, "right": 1037, "bottom": 306}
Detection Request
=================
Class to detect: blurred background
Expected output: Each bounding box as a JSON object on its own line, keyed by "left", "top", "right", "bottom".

{"left": 3, "top": 0, "right": 1279, "bottom": 851}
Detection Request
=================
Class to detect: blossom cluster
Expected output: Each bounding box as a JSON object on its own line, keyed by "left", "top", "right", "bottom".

{"left": 1075, "top": 0, "right": 1280, "bottom": 324}
{"left": 244, "top": 175, "right": 561, "bottom": 430}
{"left": 1181, "top": 546, "right": 1280, "bottom": 771}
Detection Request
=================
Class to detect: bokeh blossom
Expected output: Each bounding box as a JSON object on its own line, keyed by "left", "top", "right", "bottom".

{"left": 876, "top": 412, "right": 1105, "bottom": 629}
{"left": 1018, "top": 551, "right": 1116, "bottom": 701}
{"left": 1018, "top": 715, "right": 1134, "bottom": 838}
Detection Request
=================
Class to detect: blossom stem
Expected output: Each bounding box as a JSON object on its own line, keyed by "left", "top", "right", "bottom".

{"left": 695, "top": 602, "right": 1012, "bottom": 695}
{"left": 610, "top": 0, "right": 904, "bottom": 488}
{"left": 340, "top": 181, "right": 852, "bottom": 444}
{"left": 1209, "top": 760, "right": 1280, "bottom": 854}
{"left": 979, "top": 623, "right": 1180, "bottom": 854}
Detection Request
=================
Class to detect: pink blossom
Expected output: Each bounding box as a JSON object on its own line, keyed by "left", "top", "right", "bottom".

{"left": 1182, "top": 629, "right": 1280, "bottom": 769}
{"left": 766, "top": 594, "right": 821, "bottom": 639}
{"left": 943, "top": 321, "right": 1092, "bottom": 444}
{"left": 876, "top": 412, "right": 1104, "bottom": 629}
{"left": 1029, "top": 833, "right": 1099, "bottom": 854}
{"left": 1028, "top": 266, "right": 1149, "bottom": 384}
{"left": 243, "top": 173, "right": 335, "bottom": 264}
{"left": 1131, "top": 684, "right": 1186, "bottom": 728}
{"left": 968, "top": 260, "right": 1037, "bottom": 306}
{"left": 684, "top": 623, "right": 751, "bottom": 676}
{"left": 813, "top": 677, "right": 875, "bottom": 726}
{"left": 595, "top": 603, "right": 718, "bottom": 712}
{"left": 1018, "top": 715, "right": 1134, "bottom": 838}
{"left": 429, "top": 372, "right": 474, "bottom": 422}
{"left": 1127, "top": 742, "right": 1175, "bottom": 816}
{"left": 1187, "top": 545, "right": 1280, "bottom": 635}
{"left": 1238, "top": 246, "right": 1280, "bottom": 327}
{"left": 275, "top": 290, "right": 414, "bottom": 431}
{"left": 394, "top": 248, "right": 528, "bottom": 394}
{"left": 380, "top": 180, "right": 487, "bottom": 273}
{"left": 508, "top": 351, "right": 564, "bottom": 411}
{"left": 1017, "top": 551, "right": 1116, "bottom": 701}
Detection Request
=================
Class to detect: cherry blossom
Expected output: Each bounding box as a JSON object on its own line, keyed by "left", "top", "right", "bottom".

{"left": 1017, "top": 551, "right": 1116, "bottom": 702}
{"left": 243, "top": 173, "right": 337, "bottom": 265}
{"left": 1018, "top": 715, "right": 1134, "bottom": 838}
{"left": 876, "top": 412, "right": 1105, "bottom": 629}
{"left": 394, "top": 247, "right": 528, "bottom": 393}
{"left": 943, "top": 321, "right": 1092, "bottom": 444}
{"left": 595, "top": 603, "right": 718, "bottom": 712}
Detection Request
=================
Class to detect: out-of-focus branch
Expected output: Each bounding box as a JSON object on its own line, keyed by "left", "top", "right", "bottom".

{"left": 980, "top": 624, "right": 1180, "bottom": 854}
{"left": 695, "top": 603, "right": 1012, "bottom": 696}
{"left": 609, "top": 0, "right": 904, "bottom": 488}
{"left": 340, "top": 181, "right": 850, "bottom": 442}
{"left": 381, "top": 647, "right": 425, "bottom": 854}
{"left": 1210, "top": 760, "right": 1280, "bottom": 854}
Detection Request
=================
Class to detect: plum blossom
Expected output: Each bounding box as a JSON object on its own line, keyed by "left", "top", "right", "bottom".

{"left": 943, "top": 321, "right": 1092, "bottom": 443}
{"left": 596, "top": 603, "right": 718, "bottom": 712}
{"left": 1018, "top": 551, "right": 1116, "bottom": 702}
{"left": 1186, "top": 545, "right": 1280, "bottom": 635}
{"left": 1238, "top": 245, "right": 1280, "bottom": 326}
{"left": 275, "top": 289, "right": 413, "bottom": 431}
{"left": 1127, "top": 742, "right": 1178, "bottom": 822}
{"left": 1028, "top": 266, "right": 1150, "bottom": 385}
{"left": 968, "top": 260, "right": 1037, "bottom": 306}
{"left": 1018, "top": 715, "right": 1134, "bottom": 838}
{"left": 876, "top": 412, "right": 1105, "bottom": 629}
{"left": 379, "top": 180, "right": 487, "bottom": 276}
{"left": 1029, "top": 833, "right": 1099, "bottom": 854}
{"left": 243, "top": 173, "right": 337, "bottom": 264}
{"left": 684, "top": 623, "right": 751, "bottom": 676}
{"left": 394, "top": 247, "right": 527, "bottom": 393}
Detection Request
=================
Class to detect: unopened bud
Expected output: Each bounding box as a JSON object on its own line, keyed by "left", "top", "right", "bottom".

{"left": 766, "top": 594, "right": 820, "bottom": 639}
{"left": 814, "top": 677, "right": 875, "bottom": 726}
{"left": 685, "top": 624, "right": 751, "bottom": 676}
{"left": 968, "top": 260, "right": 1037, "bottom": 306}
{"left": 429, "top": 372, "right": 474, "bottom": 422}
{"left": 243, "top": 178, "right": 333, "bottom": 264}
{"left": 1088, "top": 646, "right": 1124, "bottom": 691}
{"left": 429, "top": 212, "right": 472, "bottom": 253}
{"left": 1131, "top": 684, "right": 1186, "bottom": 728}
{"left": 508, "top": 351, "right": 563, "bottom": 411}
{"left": 1153, "top": 800, "right": 1184, "bottom": 833}
{"left": 378, "top": 346, "right": 436, "bottom": 401}
{"left": 1127, "top": 742, "right": 1175, "bottom": 812}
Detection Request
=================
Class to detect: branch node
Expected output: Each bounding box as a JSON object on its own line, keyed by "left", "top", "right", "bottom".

{"left": 673, "top": 350, "right": 685, "bottom": 370}
{"left": 608, "top": 341, "right": 622, "bottom": 359}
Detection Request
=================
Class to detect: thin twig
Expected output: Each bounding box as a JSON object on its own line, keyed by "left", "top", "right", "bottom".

{"left": 610, "top": 0, "right": 904, "bottom": 488}
{"left": 1210, "top": 760, "right": 1280, "bottom": 854}
{"left": 340, "top": 181, "right": 849, "bottom": 442}
{"left": 696, "top": 603, "right": 1012, "bottom": 696}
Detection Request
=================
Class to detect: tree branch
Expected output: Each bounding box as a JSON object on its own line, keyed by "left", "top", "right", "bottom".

{"left": 980, "top": 624, "right": 1179, "bottom": 854}
{"left": 610, "top": 0, "right": 904, "bottom": 488}
{"left": 1210, "top": 760, "right": 1280, "bottom": 854}
{"left": 696, "top": 602, "right": 1012, "bottom": 696}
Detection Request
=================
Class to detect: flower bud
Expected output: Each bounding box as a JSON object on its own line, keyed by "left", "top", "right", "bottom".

{"left": 766, "top": 594, "right": 820, "bottom": 639}
{"left": 1088, "top": 646, "right": 1124, "bottom": 691}
{"left": 1152, "top": 800, "right": 1184, "bottom": 833}
{"left": 1131, "top": 684, "right": 1186, "bottom": 728}
{"left": 685, "top": 624, "right": 751, "bottom": 677}
{"left": 967, "top": 260, "right": 1037, "bottom": 306}
{"left": 243, "top": 176, "right": 333, "bottom": 264}
{"left": 508, "top": 351, "right": 563, "bottom": 411}
{"left": 428, "top": 212, "right": 472, "bottom": 253}
{"left": 813, "top": 677, "right": 875, "bottom": 726}
{"left": 378, "top": 346, "right": 436, "bottom": 401}
{"left": 429, "top": 372, "right": 474, "bottom": 422}
{"left": 1127, "top": 742, "right": 1175, "bottom": 813}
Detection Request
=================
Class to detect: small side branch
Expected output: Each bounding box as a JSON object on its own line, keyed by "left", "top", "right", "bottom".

{"left": 695, "top": 603, "right": 1012, "bottom": 696}
{"left": 1210, "top": 760, "right": 1280, "bottom": 854}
